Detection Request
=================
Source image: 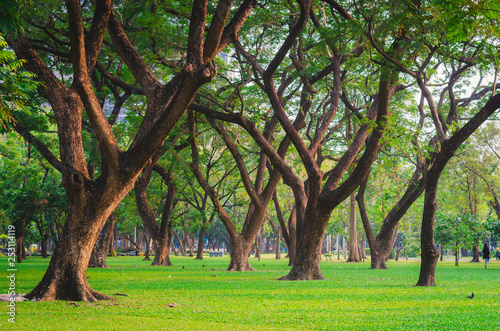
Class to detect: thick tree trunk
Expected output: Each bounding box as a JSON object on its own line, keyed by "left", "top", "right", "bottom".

{"left": 152, "top": 237, "right": 172, "bottom": 266}
{"left": 279, "top": 209, "right": 327, "bottom": 280}
{"left": 88, "top": 213, "right": 116, "bottom": 268}
{"left": 196, "top": 227, "right": 206, "bottom": 260}
{"left": 25, "top": 184, "right": 117, "bottom": 302}
{"left": 227, "top": 237, "right": 255, "bottom": 271}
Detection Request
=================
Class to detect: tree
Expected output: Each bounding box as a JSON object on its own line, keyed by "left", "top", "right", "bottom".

{"left": 4, "top": 0, "right": 256, "bottom": 301}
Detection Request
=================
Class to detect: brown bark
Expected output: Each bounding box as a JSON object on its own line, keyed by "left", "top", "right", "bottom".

{"left": 173, "top": 231, "right": 187, "bottom": 257}
{"left": 143, "top": 231, "right": 151, "bottom": 261}
{"left": 275, "top": 228, "right": 282, "bottom": 259}
{"left": 135, "top": 162, "right": 175, "bottom": 266}
{"left": 88, "top": 213, "right": 116, "bottom": 268}
{"left": 470, "top": 245, "right": 480, "bottom": 263}
{"left": 347, "top": 192, "right": 360, "bottom": 262}
{"left": 125, "top": 236, "right": 141, "bottom": 251}
{"left": 227, "top": 237, "right": 255, "bottom": 271}
{"left": 40, "top": 236, "right": 49, "bottom": 259}
{"left": 196, "top": 227, "right": 206, "bottom": 260}
{"left": 16, "top": 234, "right": 25, "bottom": 263}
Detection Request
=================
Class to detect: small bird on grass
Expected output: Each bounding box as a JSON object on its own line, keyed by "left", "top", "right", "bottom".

{"left": 202, "top": 265, "right": 205, "bottom": 267}
{"left": 468, "top": 292, "right": 474, "bottom": 299}
{"left": 182, "top": 266, "right": 185, "bottom": 269}
{"left": 212, "top": 268, "right": 215, "bottom": 271}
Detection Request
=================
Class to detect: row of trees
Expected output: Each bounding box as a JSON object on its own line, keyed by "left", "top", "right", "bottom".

{"left": 0, "top": 0, "right": 499, "bottom": 301}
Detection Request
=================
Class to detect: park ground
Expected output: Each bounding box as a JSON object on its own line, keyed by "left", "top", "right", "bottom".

{"left": 1, "top": 255, "right": 499, "bottom": 330}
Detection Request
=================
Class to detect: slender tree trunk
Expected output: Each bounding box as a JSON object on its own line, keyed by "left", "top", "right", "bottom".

{"left": 347, "top": 192, "right": 360, "bottom": 262}
{"left": 275, "top": 228, "right": 281, "bottom": 259}
{"left": 41, "top": 235, "right": 49, "bottom": 258}
{"left": 416, "top": 173, "right": 441, "bottom": 286}
{"left": 109, "top": 226, "right": 116, "bottom": 257}
{"left": 89, "top": 213, "right": 116, "bottom": 268}
{"left": 174, "top": 231, "right": 187, "bottom": 257}
{"left": 254, "top": 230, "right": 261, "bottom": 259}
{"left": 196, "top": 227, "right": 206, "bottom": 260}
{"left": 143, "top": 231, "right": 151, "bottom": 261}
{"left": 287, "top": 208, "right": 297, "bottom": 266}
{"left": 16, "top": 234, "right": 25, "bottom": 263}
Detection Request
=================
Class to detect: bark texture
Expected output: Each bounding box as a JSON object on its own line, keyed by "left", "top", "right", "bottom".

{"left": 88, "top": 213, "right": 116, "bottom": 268}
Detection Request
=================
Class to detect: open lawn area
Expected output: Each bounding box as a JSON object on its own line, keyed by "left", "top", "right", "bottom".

{"left": 1, "top": 255, "right": 499, "bottom": 330}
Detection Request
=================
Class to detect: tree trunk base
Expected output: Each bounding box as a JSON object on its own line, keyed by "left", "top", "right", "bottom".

{"left": 227, "top": 260, "right": 255, "bottom": 271}
{"left": 151, "top": 255, "right": 172, "bottom": 266}
{"left": 279, "top": 262, "right": 325, "bottom": 280}
{"left": 88, "top": 261, "right": 110, "bottom": 268}
{"left": 278, "top": 269, "right": 325, "bottom": 280}
{"left": 24, "top": 270, "right": 113, "bottom": 302}
{"left": 370, "top": 257, "right": 388, "bottom": 269}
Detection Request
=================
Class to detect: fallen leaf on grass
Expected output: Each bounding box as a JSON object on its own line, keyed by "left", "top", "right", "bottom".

{"left": 113, "top": 293, "right": 129, "bottom": 297}
{"left": 164, "top": 303, "right": 177, "bottom": 308}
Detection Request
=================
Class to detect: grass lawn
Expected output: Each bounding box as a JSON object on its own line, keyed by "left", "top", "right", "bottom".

{"left": 1, "top": 255, "right": 499, "bottom": 330}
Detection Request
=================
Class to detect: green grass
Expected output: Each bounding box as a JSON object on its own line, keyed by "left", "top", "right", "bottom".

{"left": 1, "top": 255, "right": 499, "bottom": 330}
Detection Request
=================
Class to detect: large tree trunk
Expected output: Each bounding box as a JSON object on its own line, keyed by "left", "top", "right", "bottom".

{"left": 279, "top": 208, "right": 327, "bottom": 280}
{"left": 88, "top": 213, "right": 116, "bottom": 268}
{"left": 227, "top": 237, "right": 255, "bottom": 271}
{"left": 25, "top": 182, "right": 119, "bottom": 302}
{"left": 152, "top": 236, "right": 172, "bottom": 266}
